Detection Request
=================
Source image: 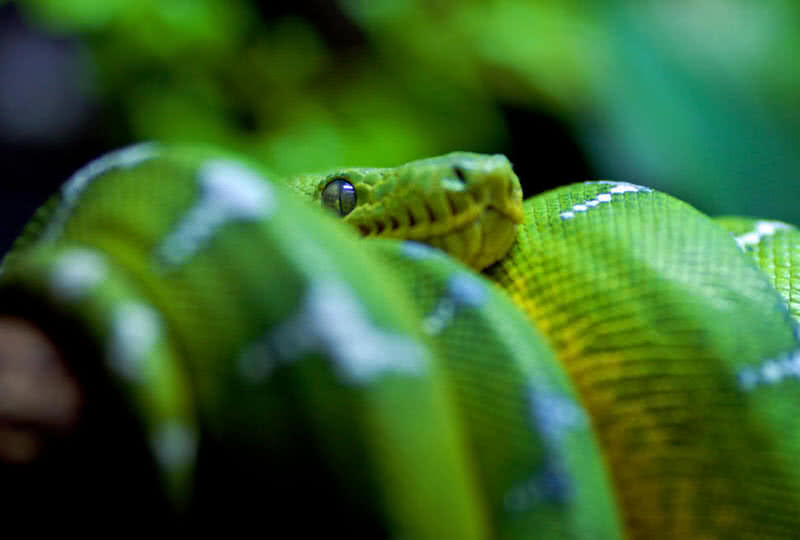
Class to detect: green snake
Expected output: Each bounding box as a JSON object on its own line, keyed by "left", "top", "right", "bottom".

{"left": 2, "top": 143, "right": 799, "bottom": 538}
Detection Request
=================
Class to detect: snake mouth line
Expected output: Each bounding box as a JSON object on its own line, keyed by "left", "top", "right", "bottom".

{"left": 352, "top": 184, "right": 523, "bottom": 270}
{"left": 354, "top": 188, "right": 517, "bottom": 237}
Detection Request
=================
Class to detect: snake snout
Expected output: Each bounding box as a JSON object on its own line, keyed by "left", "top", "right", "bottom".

{"left": 430, "top": 155, "right": 523, "bottom": 270}
{"left": 445, "top": 155, "right": 524, "bottom": 223}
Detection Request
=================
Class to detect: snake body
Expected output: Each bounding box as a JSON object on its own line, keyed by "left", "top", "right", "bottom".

{"left": 2, "top": 144, "right": 800, "bottom": 538}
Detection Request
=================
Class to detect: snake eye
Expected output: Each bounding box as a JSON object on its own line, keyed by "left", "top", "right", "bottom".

{"left": 321, "top": 177, "right": 357, "bottom": 216}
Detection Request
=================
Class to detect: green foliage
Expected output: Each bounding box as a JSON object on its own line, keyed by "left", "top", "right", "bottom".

{"left": 17, "top": 0, "right": 800, "bottom": 222}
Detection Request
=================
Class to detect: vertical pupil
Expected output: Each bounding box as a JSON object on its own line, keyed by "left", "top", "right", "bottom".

{"left": 322, "top": 178, "right": 356, "bottom": 216}
{"left": 338, "top": 181, "right": 355, "bottom": 214}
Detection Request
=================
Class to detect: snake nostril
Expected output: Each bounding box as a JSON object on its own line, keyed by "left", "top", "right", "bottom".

{"left": 453, "top": 165, "right": 467, "bottom": 184}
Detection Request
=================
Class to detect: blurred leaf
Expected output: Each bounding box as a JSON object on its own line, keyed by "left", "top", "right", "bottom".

{"left": 582, "top": 4, "right": 800, "bottom": 223}
{"left": 21, "top": 0, "right": 130, "bottom": 30}
{"left": 13, "top": 0, "right": 800, "bottom": 224}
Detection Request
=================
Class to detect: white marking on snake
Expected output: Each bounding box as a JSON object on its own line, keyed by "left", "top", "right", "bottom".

{"left": 738, "top": 348, "right": 800, "bottom": 390}
{"left": 504, "top": 388, "right": 587, "bottom": 514}
{"left": 504, "top": 463, "right": 571, "bottom": 513}
{"left": 504, "top": 389, "right": 586, "bottom": 514}
{"left": 560, "top": 181, "right": 652, "bottom": 221}
{"left": 239, "top": 281, "right": 427, "bottom": 384}
{"left": 734, "top": 220, "right": 793, "bottom": 250}
{"left": 107, "top": 301, "right": 162, "bottom": 381}
{"left": 422, "top": 273, "right": 488, "bottom": 335}
{"left": 151, "top": 421, "right": 198, "bottom": 471}
{"left": 157, "top": 159, "right": 276, "bottom": 267}
{"left": 49, "top": 248, "right": 107, "bottom": 302}
{"left": 529, "top": 390, "right": 586, "bottom": 444}
{"left": 401, "top": 240, "right": 444, "bottom": 260}
{"left": 43, "top": 143, "right": 160, "bottom": 241}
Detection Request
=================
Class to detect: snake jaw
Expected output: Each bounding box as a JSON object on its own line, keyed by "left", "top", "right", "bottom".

{"left": 345, "top": 154, "right": 524, "bottom": 271}
{"left": 293, "top": 152, "right": 524, "bottom": 270}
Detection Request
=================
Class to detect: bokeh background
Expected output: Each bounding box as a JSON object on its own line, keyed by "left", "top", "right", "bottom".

{"left": 1, "top": 0, "right": 799, "bottom": 253}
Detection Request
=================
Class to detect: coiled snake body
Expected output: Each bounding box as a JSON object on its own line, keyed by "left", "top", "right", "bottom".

{"left": 2, "top": 143, "right": 799, "bottom": 538}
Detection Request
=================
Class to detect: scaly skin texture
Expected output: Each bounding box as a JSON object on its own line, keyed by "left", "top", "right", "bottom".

{"left": 285, "top": 152, "right": 524, "bottom": 270}
{"left": 298, "top": 162, "right": 800, "bottom": 539}
{"left": 715, "top": 217, "right": 800, "bottom": 323}
{"left": 1, "top": 144, "right": 800, "bottom": 538}
{"left": 484, "top": 184, "right": 800, "bottom": 539}
{"left": 0, "top": 144, "right": 619, "bottom": 537}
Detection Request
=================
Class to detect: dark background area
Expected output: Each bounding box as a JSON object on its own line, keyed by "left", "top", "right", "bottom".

{"left": 1, "top": 0, "right": 798, "bottom": 253}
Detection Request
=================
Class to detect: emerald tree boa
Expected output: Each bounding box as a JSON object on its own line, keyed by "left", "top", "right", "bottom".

{"left": 1, "top": 143, "right": 799, "bottom": 538}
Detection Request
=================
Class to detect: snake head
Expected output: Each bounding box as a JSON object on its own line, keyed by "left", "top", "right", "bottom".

{"left": 290, "top": 152, "right": 523, "bottom": 271}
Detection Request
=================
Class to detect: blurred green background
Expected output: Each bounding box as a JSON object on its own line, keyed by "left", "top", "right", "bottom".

{"left": 1, "top": 0, "right": 799, "bottom": 252}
